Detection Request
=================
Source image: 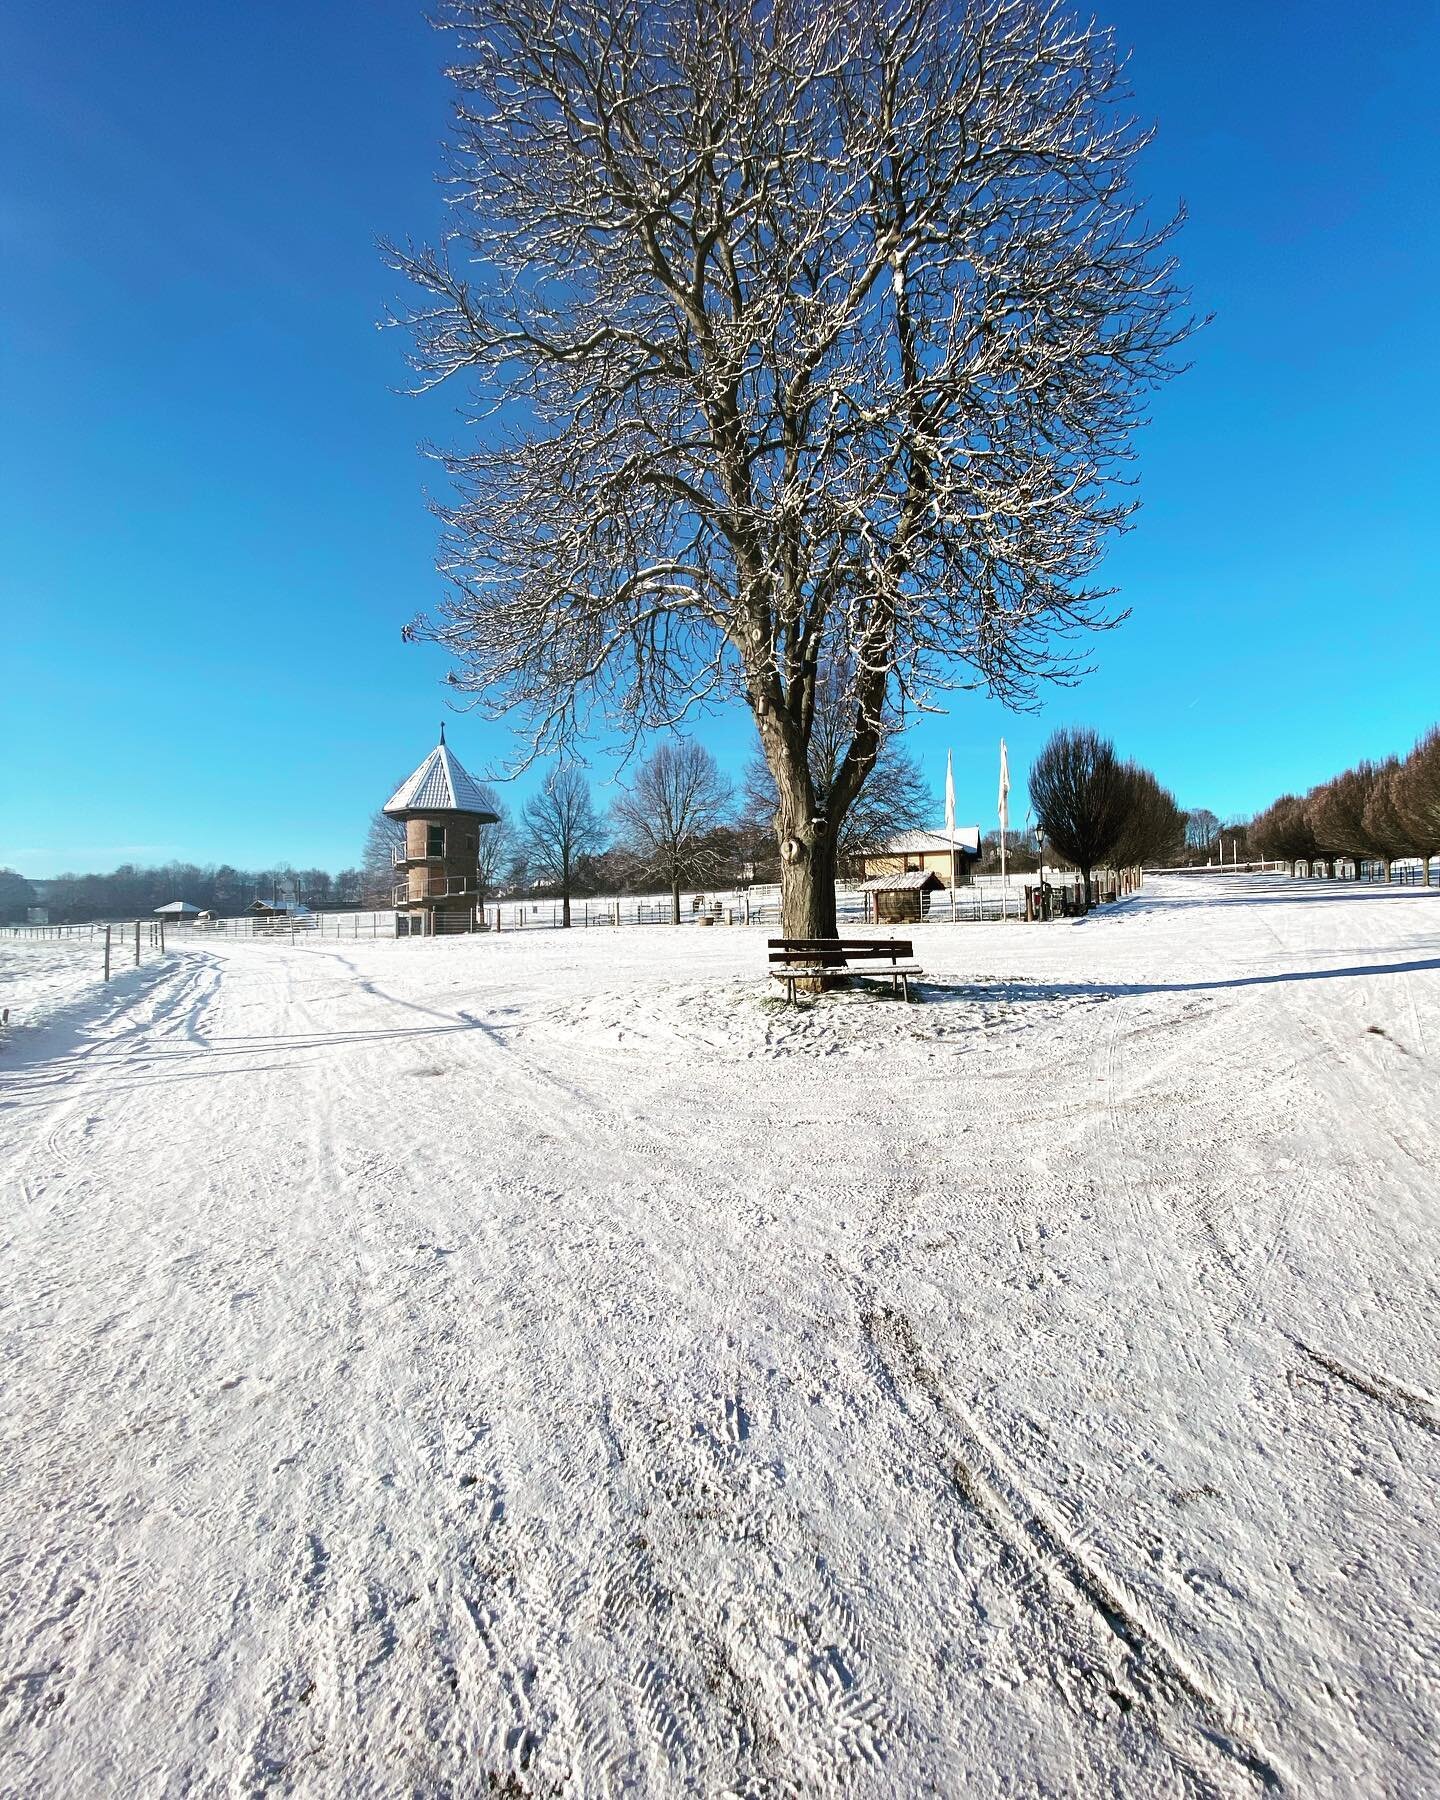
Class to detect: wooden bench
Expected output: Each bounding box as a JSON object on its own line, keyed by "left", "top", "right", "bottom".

{"left": 768, "top": 937, "right": 922, "bottom": 1005}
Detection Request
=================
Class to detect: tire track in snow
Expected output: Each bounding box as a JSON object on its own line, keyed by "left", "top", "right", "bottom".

{"left": 860, "top": 1303, "right": 1289, "bottom": 1795}
{"left": 1285, "top": 1338, "right": 1438, "bottom": 1435}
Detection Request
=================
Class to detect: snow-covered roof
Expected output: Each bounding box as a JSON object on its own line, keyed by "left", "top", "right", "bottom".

{"left": 383, "top": 735, "right": 498, "bottom": 818}
{"left": 872, "top": 827, "right": 982, "bottom": 856}
{"left": 861, "top": 869, "right": 945, "bottom": 891}
{"left": 247, "top": 899, "right": 313, "bottom": 916}
{"left": 153, "top": 900, "right": 201, "bottom": 915}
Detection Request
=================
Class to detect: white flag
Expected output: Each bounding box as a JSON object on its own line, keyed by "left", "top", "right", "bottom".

{"left": 945, "top": 749, "right": 956, "bottom": 835}
{"left": 998, "top": 738, "right": 1010, "bottom": 832}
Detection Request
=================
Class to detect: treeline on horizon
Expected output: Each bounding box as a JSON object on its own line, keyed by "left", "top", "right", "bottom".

{"left": 1250, "top": 727, "right": 1440, "bottom": 871}
{"left": 3, "top": 722, "right": 1270, "bottom": 926}
{"left": 0, "top": 862, "right": 372, "bottom": 926}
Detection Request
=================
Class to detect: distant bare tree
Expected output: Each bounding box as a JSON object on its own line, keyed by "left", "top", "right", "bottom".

{"left": 611, "top": 740, "right": 734, "bottom": 923}
{"left": 0, "top": 868, "right": 36, "bottom": 923}
{"left": 1360, "top": 760, "right": 1408, "bottom": 877}
{"left": 389, "top": 0, "right": 1194, "bottom": 937}
{"left": 1308, "top": 765, "right": 1384, "bottom": 870}
{"left": 1393, "top": 728, "right": 1440, "bottom": 860}
{"left": 1029, "top": 728, "right": 1125, "bottom": 905}
{"left": 978, "top": 827, "right": 1040, "bottom": 874}
{"left": 1111, "top": 765, "right": 1184, "bottom": 868}
{"left": 475, "top": 797, "right": 514, "bottom": 911}
{"left": 522, "top": 767, "right": 606, "bottom": 926}
{"left": 1250, "top": 794, "right": 1320, "bottom": 872}
{"left": 1184, "top": 808, "right": 1220, "bottom": 856}
{"left": 362, "top": 803, "right": 406, "bottom": 900}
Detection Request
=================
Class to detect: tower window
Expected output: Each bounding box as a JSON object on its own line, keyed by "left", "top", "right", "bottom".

{"left": 427, "top": 825, "right": 446, "bottom": 858}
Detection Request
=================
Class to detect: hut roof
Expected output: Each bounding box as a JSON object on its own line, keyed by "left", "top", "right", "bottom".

{"left": 246, "top": 899, "right": 313, "bottom": 916}
{"left": 384, "top": 731, "right": 498, "bottom": 818}
{"left": 153, "top": 900, "right": 201, "bottom": 916}
{"left": 860, "top": 869, "right": 945, "bottom": 892}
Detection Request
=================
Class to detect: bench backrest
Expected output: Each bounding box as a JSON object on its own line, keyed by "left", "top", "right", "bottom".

{"left": 768, "top": 937, "right": 911, "bottom": 964}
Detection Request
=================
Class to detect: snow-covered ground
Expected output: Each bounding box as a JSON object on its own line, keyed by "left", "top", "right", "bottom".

{"left": 0, "top": 932, "right": 169, "bottom": 1039}
{"left": 1, "top": 877, "right": 1436, "bottom": 1796}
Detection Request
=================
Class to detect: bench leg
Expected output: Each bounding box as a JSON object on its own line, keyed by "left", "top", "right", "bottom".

{"left": 901, "top": 973, "right": 910, "bottom": 1002}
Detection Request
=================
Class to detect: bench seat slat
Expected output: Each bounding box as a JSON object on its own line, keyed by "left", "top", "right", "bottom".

{"left": 769, "top": 965, "right": 921, "bottom": 977}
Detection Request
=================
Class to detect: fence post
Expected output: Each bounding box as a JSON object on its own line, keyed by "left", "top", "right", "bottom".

{"left": 104, "top": 925, "right": 112, "bottom": 981}
{"left": 134, "top": 920, "right": 141, "bottom": 966}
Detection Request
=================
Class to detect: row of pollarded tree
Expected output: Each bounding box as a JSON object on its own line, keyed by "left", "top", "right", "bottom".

{"left": 1250, "top": 728, "right": 1440, "bottom": 880}
{"left": 1028, "top": 728, "right": 1186, "bottom": 906}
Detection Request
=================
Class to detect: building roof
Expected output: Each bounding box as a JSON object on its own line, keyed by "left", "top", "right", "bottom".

{"left": 383, "top": 731, "right": 499, "bottom": 818}
{"left": 246, "top": 899, "right": 313, "bottom": 916}
{"left": 869, "top": 827, "right": 982, "bottom": 856}
{"left": 154, "top": 900, "right": 201, "bottom": 915}
{"left": 860, "top": 869, "right": 946, "bottom": 892}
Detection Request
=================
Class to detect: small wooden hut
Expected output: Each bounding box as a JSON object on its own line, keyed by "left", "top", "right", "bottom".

{"left": 860, "top": 869, "right": 944, "bottom": 924}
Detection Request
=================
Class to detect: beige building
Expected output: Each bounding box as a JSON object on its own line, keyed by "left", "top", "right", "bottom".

{"left": 857, "top": 827, "right": 982, "bottom": 887}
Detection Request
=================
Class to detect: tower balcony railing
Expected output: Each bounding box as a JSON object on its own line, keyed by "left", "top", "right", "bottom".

{"left": 393, "top": 874, "right": 480, "bottom": 906}
{"left": 391, "top": 846, "right": 453, "bottom": 867}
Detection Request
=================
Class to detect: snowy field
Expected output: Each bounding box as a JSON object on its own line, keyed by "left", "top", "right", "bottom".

{"left": 1, "top": 877, "right": 1436, "bottom": 1797}
{"left": 0, "top": 933, "right": 168, "bottom": 1039}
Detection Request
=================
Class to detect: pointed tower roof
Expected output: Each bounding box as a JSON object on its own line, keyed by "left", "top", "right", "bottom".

{"left": 383, "top": 728, "right": 499, "bottom": 818}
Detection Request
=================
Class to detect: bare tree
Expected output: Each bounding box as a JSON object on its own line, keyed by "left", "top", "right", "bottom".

{"left": 1249, "top": 794, "right": 1320, "bottom": 873}
{"left": 741, "top": 657, "right": 932, "bottom": 868}
{"left": 362, "top": 803, "right": 406, "bottom": 901}
{"left": 1360, "top": 760, "right": 1407, "bottom": 879}
{"left": 1111, "top": 764, "right": 1184, "bottom": 868}
{"left": 1184, "top": 808, "right": 1220, "bottom": 856}
{"left": 389, "top": 0, "right": 1193, "bottom": 936}
{"left": 522, "top": 767, "right": 606, "bottom": 926}
{"left": 0, "top": 868, "right": 36, "bottom": 923}
{"left": 1308, "top": 764, "right": 1383, "bottom": 872}
{"left": 475, "top": 795, "right": 514, "bottom": 912}
{"left": 611, "top": 740, "right": 734, "bottom": 923}
{"left": 1028, "top": 727, "right": 1125, "bottom": 905}
{"left": 1392, "top": 728, "right": 1440, "bottom": 866}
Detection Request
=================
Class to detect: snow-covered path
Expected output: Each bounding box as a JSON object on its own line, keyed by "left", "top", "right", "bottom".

{"left": 2, "top": 878, "right": 1437, "bottom": 1797}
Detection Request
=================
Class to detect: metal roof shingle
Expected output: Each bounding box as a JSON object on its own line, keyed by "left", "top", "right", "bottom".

{"left": 383, "top": 742, "right": 498, "bottom": 817}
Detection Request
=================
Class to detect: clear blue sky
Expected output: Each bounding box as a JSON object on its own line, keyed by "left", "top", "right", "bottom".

{"left": 3, "top": 1, "right": 1437, "bottom": 877}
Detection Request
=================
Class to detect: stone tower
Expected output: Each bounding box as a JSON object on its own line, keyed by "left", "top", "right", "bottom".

{"left": 384, "top": 727, "right": 499, "bottom": 935}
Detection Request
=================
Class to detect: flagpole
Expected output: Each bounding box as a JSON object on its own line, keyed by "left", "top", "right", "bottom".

{"left": 997, "top": 737, "right": 1011, "bottom": 905}
{"left": 945, "top": 748, "right": 957, "bottom": 922}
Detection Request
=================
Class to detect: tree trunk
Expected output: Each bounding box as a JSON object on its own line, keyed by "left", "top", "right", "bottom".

{"left": 778, "top": 825, "right": 839, "bottom": 939}
{"left": 671, "top": 875, "right": 681, "bottom": 925}
{"left": 561, "top": 888, "right": 571, "bottom": 928}
{"left": 757, "top": 717, "right": 840, "bottom": 940}
{"left": 1080, "top": 864, "right": 1093, "bottom": 909}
